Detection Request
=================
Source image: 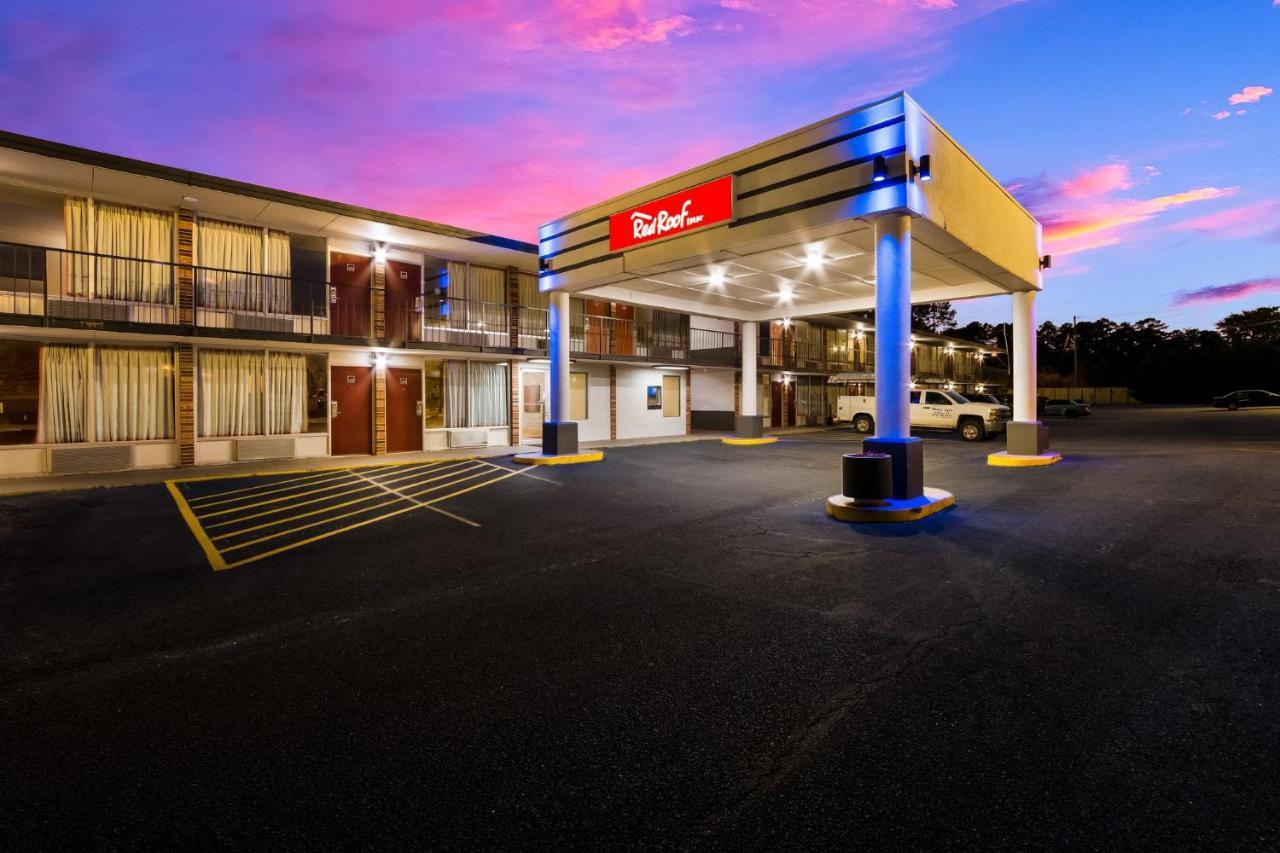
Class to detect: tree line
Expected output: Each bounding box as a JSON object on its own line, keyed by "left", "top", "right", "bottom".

{"left": 910, "top": 303, "right": 1280, "bottom": 403}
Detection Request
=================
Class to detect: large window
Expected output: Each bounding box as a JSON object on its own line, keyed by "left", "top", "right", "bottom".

{"left": 434, "top": 359, "right": 509, "bottom": 429}
{"left": 199, "top": 349, "right": 326, "bottom": 437}
{"left": 0, "top": 340, "right": 39, "bottom": 445}
{"left": 65, "top": 199, "right": 173, "bottom": 302}
{"left": 94, "top": 346, "right": 173, "bottom": 441}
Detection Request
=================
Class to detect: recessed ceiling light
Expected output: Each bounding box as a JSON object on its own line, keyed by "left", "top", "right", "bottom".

{"left": 182, "top": 195, "right": 198, "bottom": 204}
{"left": 805, "top": 244, "right": 824, "bottom": 267}
{"left": 708, "top": 267, "right": 725, "bottom": 288}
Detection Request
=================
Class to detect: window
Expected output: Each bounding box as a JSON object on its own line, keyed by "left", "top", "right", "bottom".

{"left": 94, "top": 346, "right": 173, "bottom": 441}
{"left": 439, "top": 360, "right": 510, "bottom": 428}
{"left": 910, "top": 391, "right": 921, "bottom": 404}
{"left": 200, "top": 349, "right": 324, "bottom": 437}
{"left": 924, "top": 391, "right": 950, "bottom": 406}
{"left": 662, "top": 374, "right": 681, "bottom": 417}
{"left": 304, "top": 354, "right": 328, "bottom": 433}
{"left": 199, "top": 350, "right": 263, "bottom": 437}
{"left": 570, "top": 372, "right": 588, "bottom": 420}
{"left": 0, "top": 340, "right": 39, "bottom": 445}
{"left": 423, "top": 359, "right": 445, "bottom": 428}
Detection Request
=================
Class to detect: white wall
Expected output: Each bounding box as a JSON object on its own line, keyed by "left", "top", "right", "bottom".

{"left": 577, "top": 363, "right": 612, "bottom": 442}
{"left": 690, "top": 368, "right": 733, "bottom": 411}
{"left": 616, "top": 365, "right": 686, "bottom": 440}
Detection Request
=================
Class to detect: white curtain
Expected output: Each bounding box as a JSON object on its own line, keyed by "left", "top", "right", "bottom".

{"left": 467, "top": 361, "right": 508, "bottom": 428}
{"left": 94, "top": 347, "right": 174, "bottom": 441}
{"left": 37, "top": 345, "right": 88, "bottom": 443}
{"left": 94, "top": 201, "right": 173, "bottom": 302}
{"left": 265, "top": 230, "right": 292, "bottom": 314}
{"left": 64, "top": 198, "right": 92, "bottom": 296}
{"left": 518, "top": 271, "right": 547, "bottom": 310}
{"left": 199, "top": 349, "right": 263, "bottom": 437}
{"left": 266, "top": 352, "right": 306, "bottom": 434}
{"left": 444, "top": 360, "right": 468, "bottom": 428}
{"left": 198, "top": 219, "right": 270, "bottom": 312}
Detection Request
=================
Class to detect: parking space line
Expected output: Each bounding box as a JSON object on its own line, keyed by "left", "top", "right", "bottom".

{"left": 166, "top": 481, "right": 229, "bottom": 571}
{"left": 202, "top": 480, "right": 385, "bottom": 529}
{"left": 185, "top": 469, "right": 342, "bottom": 504}
{"left": 210, "top": 488, "right": 414, "bottom": 542}
{"left": 221, "top": 503, "right": 427, "bottom": 570}
{"left": 220, "top": 497, "right": 408, "bottom": 553}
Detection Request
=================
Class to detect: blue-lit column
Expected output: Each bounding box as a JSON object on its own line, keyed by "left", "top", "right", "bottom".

{"left": 863, "top": 213, "right": 924, "bottom": 499}
{"left": 873, "top": 214, "right": 911, "bottom": 439}
{"left": 542, "top": 288, "right": 578, "bottom": 454}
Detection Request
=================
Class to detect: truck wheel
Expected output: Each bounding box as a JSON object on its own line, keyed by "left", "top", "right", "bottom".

{"left": 959, "top": 418, "right": 985, "bottom": 442}
{"left": 852, "top": 414, "right": 874, "bottom": 434}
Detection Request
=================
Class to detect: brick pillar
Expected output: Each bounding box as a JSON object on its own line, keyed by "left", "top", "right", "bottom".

{"left": 783, "top": 379, "right": 792, "bottom": 428}
{"left": 372, "top": 261, "right": 386, "bottom": 339}
{"left": 176, "top": 210, "right": 195, "bottom": 327}
{"left": 374, "top": 365, "right": 387, "bottom": 454}
{"left": 734, "top": 371, "right": 741, "bottom": 416}
{"left": 609, "top": 365, "right": 617, "bottom": 440}
{"left": 509, "top": 360, "right": 519, "bottom": 446}
{"left": 507, "top": 266, "right": 520, "bottom": 350}
{"left": 177, "top": 343, "right": 196, "bottom": 466}
{"left": 685, "top": 372, "right": 692, "bottom": 434}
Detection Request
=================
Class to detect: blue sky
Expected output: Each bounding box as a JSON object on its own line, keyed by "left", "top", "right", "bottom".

{"left": 0, "top": 0, "right": 1275, "bottom": 328}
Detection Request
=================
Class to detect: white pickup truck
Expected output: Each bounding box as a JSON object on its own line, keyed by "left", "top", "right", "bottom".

{"left": 835, "top": 390, "right": 1011, "bottom": 441}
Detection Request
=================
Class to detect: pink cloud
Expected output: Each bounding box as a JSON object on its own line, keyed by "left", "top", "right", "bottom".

{"left": 1212, "top": 110, "right": 1232, "bottom": 120}
{"left": 1060, "top": 163, "right": 1132, "bottom": 198}
{"left": 1171, "top": 277, "right": 1280, "bottom": 307}
{"left": 1171, "top": 200, "right": 1280, "bottom": 241}
{"left": 1008, "top": 161, "right": 1238, "bottom": 259}
{"left": 1228, "top": 85, "right": 1272, "bottom": 105}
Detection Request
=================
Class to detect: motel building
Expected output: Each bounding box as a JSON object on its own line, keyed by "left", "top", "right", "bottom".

{"left": 0, "top": 92, "right": 1051, "bottom": 518}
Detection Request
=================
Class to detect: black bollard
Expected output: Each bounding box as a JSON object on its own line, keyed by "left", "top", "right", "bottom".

{"left": 842, "top": 452, "right": 892, "bottom": 505}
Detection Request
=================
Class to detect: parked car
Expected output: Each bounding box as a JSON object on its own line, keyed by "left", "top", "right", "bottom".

{"left": 1043, "top": 398, "right": 1091, "bottom": 418}
{"left": 835, "top": 390, "right": 1011, "bottom": 441}
{"left": 1212, "top": 389, "right": 1280, "bottom": 410}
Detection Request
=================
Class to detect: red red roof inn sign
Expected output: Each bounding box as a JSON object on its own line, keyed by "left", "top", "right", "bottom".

{"left": 608, "top": 175, "right": 735, "bottom": 252}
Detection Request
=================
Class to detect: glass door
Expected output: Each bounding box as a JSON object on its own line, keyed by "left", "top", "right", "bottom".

{"left": 520, "top": 367, "right": 546, "bottom": 444}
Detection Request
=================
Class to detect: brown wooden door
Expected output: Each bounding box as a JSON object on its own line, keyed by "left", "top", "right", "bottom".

{"left": 330, "top": 252, "right": 371, "bottom": 337}
{"left": 386, "top": 260, "right": 422, "bottom": 342}
{"left": 330, "top": 365, "right": 372, "bottom": 455}
{"left": 584, "top": 298, "right": 609, "bottom": 354}
{"left": 386, "top": 367, "right": 423, "bottom": 453}
{"left": 613, "top": 303, "right": 635, "bottom": 356}
{"left": 771, "top": 380, "right": 782, "bottom": 427}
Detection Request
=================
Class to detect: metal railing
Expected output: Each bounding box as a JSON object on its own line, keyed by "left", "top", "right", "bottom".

{"left": 0, "top": 242, "right": 177, "bottom": 325}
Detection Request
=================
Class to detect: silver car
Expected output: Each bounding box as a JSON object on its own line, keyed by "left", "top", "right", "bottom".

{"left": 1043, "top": 398, "right": 1091, "bottom": 418}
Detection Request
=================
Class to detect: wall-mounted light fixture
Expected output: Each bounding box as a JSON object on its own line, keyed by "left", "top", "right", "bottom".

{"left": 373, "top": 352, "right": 388, "bottom": 369}
{"left": 654, "top": 364, "right": 689, "bottom": 370}
{"left": 1039, "top": 254, "right": 1053, "bottom": 270}
{"left": 910, "top": 154, "right": 933, "bottom": 183}
{"left": 872, "top": 155, "right": 888, "bottom": 183}
{"left": 373, "top": 243, "right": 388, "bottom": 265}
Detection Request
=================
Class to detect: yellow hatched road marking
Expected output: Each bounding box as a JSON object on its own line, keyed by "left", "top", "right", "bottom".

{"left": 220, "top": 497, "right": 408, "bottom": 553}
{"left": 187, "top": 471, "right": 355, "bottom": 510}
{"left": 185, "top": 469, "right": 348, "bottom": 505}
{"left": 166, "top": 481, "right": 228, "bottom": 571}
{"left": 196, "top": 474, "right": 368, "bottom": 520}
{"left": 208, "top": 461, "right": 479, "bottom": 541}
{"left": 202, "top": 480, "right": 383, "bottom": 529}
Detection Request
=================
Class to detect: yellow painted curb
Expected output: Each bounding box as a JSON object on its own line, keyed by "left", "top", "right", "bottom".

{"left": 722, "top": 436, "right": 779, "bottom": 446}
{"left": 826, "top": 488, "right": 955, "bottom": 523}
{"left": 987, "top": 451, "right": 1063, "bottom": 467}
{"left": 512, "top": 450, "right": 605, "bottom": 466}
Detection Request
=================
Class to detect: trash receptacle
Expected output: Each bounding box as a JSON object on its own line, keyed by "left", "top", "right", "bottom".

{"left": 842, "top": 452, "right": 892, "bottom": 505}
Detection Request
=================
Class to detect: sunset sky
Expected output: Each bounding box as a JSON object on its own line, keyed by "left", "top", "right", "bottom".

{"left": 0, "top": 0, "right": 1275, "bottom": 328}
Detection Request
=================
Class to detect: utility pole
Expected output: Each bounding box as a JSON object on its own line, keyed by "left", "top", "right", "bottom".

{"left": 1070, "top": 315, "right": 1079, "bottom": 389}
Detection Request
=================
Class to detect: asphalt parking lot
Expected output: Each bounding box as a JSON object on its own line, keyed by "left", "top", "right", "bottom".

{"left": 2, "top": 406, "right": 1278, "bottom": 850}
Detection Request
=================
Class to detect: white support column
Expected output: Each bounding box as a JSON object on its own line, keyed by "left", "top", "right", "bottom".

{"left": 873, "top": 214, "right": 911, "bottom": 439}
{"left": 1012, "top": 290, "right": 1037, "bottom": 423}
{"left": 740, "top": 320, "right": 758, "bottom": 417}
{"left": 548, "top": 289, "right": 571, "bottom": 423}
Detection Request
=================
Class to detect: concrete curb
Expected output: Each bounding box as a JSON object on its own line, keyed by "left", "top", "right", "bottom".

{"left": 826, "top": 487, "right": 955, "bottom": 523}
{"left": 987, "top": 451, "right": 1063, "bottom": 467}
{"left": 721, "top": 437, "right": 779, "bottom": 446}
{"left": 512, "top": 451, "right": 605, "bottom": 466}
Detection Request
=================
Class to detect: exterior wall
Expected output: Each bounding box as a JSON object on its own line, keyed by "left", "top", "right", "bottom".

{"left": 690, "top": 367, "right": 735, "bottom": 431}
{"left": 615, "top": 365, "right": 687, "bottom": 440}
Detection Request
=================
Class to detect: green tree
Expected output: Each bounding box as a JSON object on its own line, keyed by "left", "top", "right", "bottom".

{"left": 911, "top": 301, "right": 957, "bottom": 333}
{"left": 1216, "top": 306, "right": 1280, "bottom": 344}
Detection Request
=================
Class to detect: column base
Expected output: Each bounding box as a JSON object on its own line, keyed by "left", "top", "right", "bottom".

{"left": 540, "top": 420, "right": 578, "bottom": 456}
{"left": 861, "top": 436, "right": 924, "bottom": 500}
{"left": 990, "top": 420, "right": 1061, "bottom": 466}
{"left": 987, "top": 451, "right": 1062, "bottom": 467}
{"left": 827, "top": 487, "right": 954, "bottom": 523}
{"left": 513, "top": 450, "right": 604, "bottom": 466}
{"left": 734, "top": 415, "right": 764, "bottom": 438}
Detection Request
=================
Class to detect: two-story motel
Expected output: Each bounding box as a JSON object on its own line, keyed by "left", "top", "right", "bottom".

{"left": 0, "top": 92, "right": 1046, "bottom": 490}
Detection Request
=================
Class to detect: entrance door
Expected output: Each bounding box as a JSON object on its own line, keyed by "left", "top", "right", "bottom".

{"left": 385, "top": 260, "right": 422, "bottom": 342}
{"left": 386, "top": 366, "right": 423, "bottom": 453}
{"left": 330, "top": 252, "right": 372, "bottom": 338}
{"left": 330, "top": 365, "right": 373, "bottom": 455}
{"left": 771, "top": 380, "right": 783, "bottom": 427}
{"left": 584, "top": 298, "right": 609, "bottom": 354}
{"left": 613, "top": 304, "right": 635, "bottom": 356}
{"left": 520, "top": 368, "right": 546, "bottom": 443}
